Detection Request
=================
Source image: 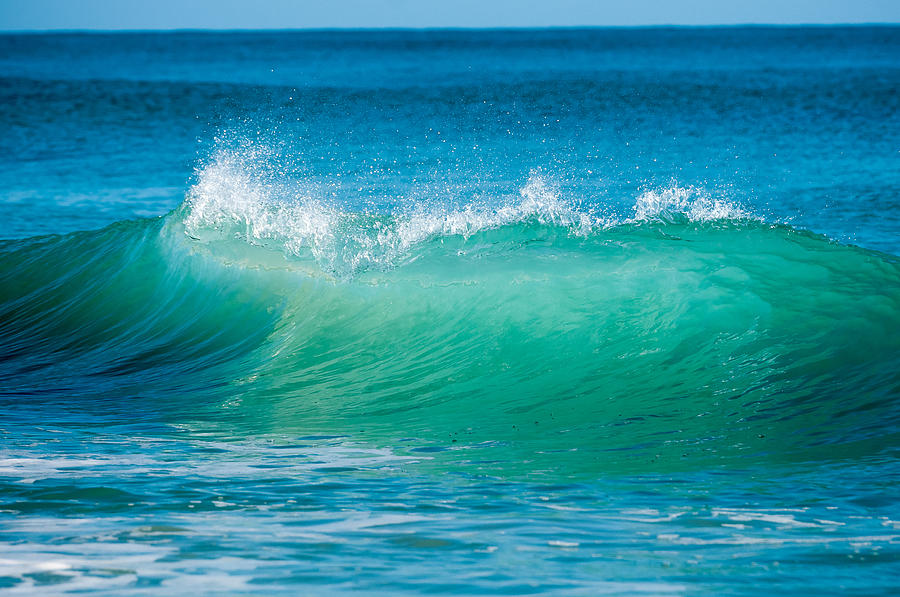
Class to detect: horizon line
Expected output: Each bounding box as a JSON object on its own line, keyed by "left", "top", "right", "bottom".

{"left": 2, "top": 22, "right": 899, "bottom": 34}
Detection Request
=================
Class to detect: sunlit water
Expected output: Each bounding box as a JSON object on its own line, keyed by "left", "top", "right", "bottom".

{"left": 1, "top": 28, "right": 899, "bottom": 595}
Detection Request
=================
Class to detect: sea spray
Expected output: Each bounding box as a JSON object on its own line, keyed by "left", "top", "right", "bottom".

{"left": 182, "top": 148, "right": 759, "bottom": 278}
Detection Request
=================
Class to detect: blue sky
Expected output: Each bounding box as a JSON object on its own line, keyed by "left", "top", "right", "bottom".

{"left": 1, "top": 0, "right": 898, "bottom": 30}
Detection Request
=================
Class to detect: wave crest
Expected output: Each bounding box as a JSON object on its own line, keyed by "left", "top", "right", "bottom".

{"left": 182, "top": 149, "right": 754, "bottom": 276}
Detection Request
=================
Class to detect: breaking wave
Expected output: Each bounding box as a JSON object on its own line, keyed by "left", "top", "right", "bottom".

{"left": 1, "top": 151, "right": 898, "bottom": 475}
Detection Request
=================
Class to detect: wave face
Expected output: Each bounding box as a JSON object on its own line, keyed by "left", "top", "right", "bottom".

{"left": 3, "top": 156, "right": 899, "bottom": 476}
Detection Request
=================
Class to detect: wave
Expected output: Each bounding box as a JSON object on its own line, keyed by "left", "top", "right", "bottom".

{"left": 1, "top": 156, "right": 899, "bottom": 475}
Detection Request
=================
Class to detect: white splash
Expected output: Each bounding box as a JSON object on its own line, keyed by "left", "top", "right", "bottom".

{"left": 631, "top": 185, "right": 751, "bottom": 222}
{"left": 381, "top": 173, "right": 596, "bottom": 252}
{"left": 183, "top": 150, "right": 338, "bottom": 260}
{"left": 180, "top": 149, "right": 752, "bottom": 276}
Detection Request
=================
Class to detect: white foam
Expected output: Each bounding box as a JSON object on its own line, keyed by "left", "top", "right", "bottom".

{"left": 180, "top": 149, "right": 752, "bottom": 276}
{"left": 631, "top": 185, "right": 751, "bottom": 222}
{"left": 372, "top": 172, "right": 598, "bottom": 254}
{"left": 183, "top": 150, "right": 338, "bottom": 260}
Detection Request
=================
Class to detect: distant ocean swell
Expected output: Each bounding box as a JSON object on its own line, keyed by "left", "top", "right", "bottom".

{"left": 2, "top": 150, "right": 899, "bottom": 477}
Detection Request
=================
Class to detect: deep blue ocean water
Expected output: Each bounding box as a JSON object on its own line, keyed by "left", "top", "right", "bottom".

{"left": 1, "top": 27, "right": 899, "bottom": 594}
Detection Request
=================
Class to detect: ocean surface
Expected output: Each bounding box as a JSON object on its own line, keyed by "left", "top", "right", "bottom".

{"left": 1, "top": 27, "right": 899, "bottom": 595}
